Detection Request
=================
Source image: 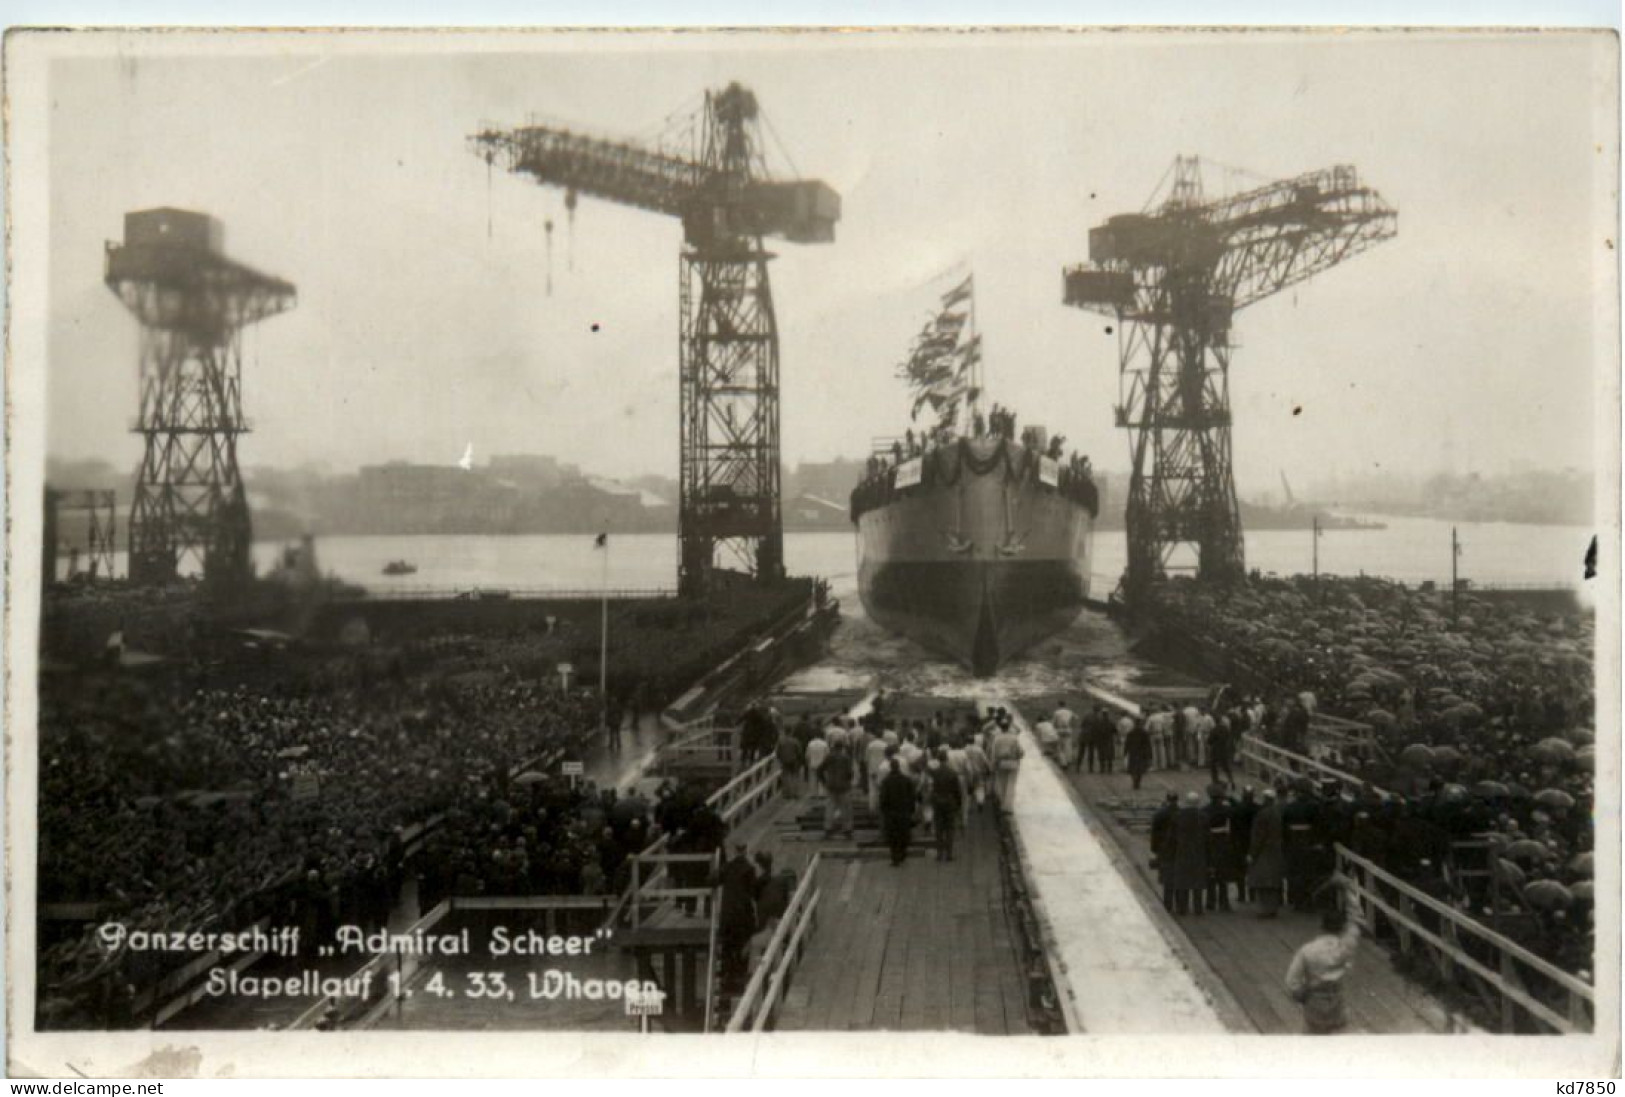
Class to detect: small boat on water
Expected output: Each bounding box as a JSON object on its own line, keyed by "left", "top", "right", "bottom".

{"left": 382, "top": 560, "right": 418, "bottom": 576}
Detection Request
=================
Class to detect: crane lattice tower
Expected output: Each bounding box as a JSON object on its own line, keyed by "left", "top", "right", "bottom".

{"left": 472, "top": 83, "right": 839, "bottom": 596}
{"left": 1063, "top": 157, "right": 1396, "bottom": 602}
{"left": 42, "top": 488, "right": 118, "bottom": 584}
{"left": 105, "top": 209, "right": 296, "bottom": 589}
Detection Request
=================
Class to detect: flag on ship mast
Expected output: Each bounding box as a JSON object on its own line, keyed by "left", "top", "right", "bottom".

{"left": 899, "top": 275, "right": 981, "bottom": 426}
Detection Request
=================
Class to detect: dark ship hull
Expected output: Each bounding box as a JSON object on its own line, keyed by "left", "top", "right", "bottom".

{"left": 853, "top": 437, "right": 1095, "bottom": 676}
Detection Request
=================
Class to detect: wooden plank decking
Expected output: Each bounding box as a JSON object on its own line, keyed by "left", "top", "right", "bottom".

{"left": 1065, "top": 763, "right": 1453, "bottom": 1035}
{"left": 737, "top": 794, "right": 1034, "bottom": 1034}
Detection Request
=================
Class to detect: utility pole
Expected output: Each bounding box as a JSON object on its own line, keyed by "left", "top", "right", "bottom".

{"left": 600, "top": 533, "right": 611, "bottom": 730}
{"left": 1451, "top": 526, "right": 1461, "bottom": 618}
{"left": 1312, "top": 514, "right": 1321, "bottom": 584}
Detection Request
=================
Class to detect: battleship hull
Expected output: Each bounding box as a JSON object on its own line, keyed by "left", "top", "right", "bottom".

{"left": 853, "top": 438, "right": 1095, "bottom": 676}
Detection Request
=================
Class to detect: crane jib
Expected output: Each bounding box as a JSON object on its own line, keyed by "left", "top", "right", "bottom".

{"left": 468, "top": 82, "right": 839, "bottom": 597}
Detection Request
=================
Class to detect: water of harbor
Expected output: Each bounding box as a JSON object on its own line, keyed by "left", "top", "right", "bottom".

{"left": 239, "top": 514, "right": 1592, "bottom": 705}
{"left": 252, "top": 514, "right": 1593, "bottom": 597}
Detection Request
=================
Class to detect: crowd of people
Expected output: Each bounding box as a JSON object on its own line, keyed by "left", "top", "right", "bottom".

{"left": 1020, "top": 575, "right": 1597, "bottom": 990}
{"left": 1145, "top": 575, "right": 1594, "bottom": 765}
{"left": 415, "top": 772, "right": 741, "bottom": 906}
{"left": 36, "top": 565, "right": 1598, "bottom": 1030}
{"left": 853, "top": 408, "right": 1100, "bottom": 525}
{"left": 747, "top": 694, "right": 1029, "bottom": 865}
{"left": 714, "top": 696, "right": 1032, "bottom": 994}
{"left": 36, "top": 666, "right": 609, "bottom": 1027}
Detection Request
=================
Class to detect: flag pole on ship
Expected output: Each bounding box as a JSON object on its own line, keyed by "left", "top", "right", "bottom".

{"left": 967, "top": 273, "right": 981, "bottom": 430}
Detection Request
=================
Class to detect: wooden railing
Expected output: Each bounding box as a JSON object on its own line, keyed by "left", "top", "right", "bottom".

{"left": 337, "top": 585, "right": 675, "bottom": 602}
{"left": 703, "top": 878, "right": 722, "bottom": 1034}
{"left": 628, "top": 850, "right": 720, "bottom": 931}
{"left": 284, "top": 899, "right": 454, "bottom": 1031}
{"left": 135, "top": 916, "right": 273, "bottom": 1028}
{"left": 1336, "top": 845, "right": 1593, "bottom": 1033}
{"left": 623, "top": 849, "right": 720, "bottom": 1032}
{"left": 712, "top": 753, "right": 783, "bottom": 827}
{"left": 1237, "top": 734, "right": 1392, "bottom": 799}
{"left": 1306, "top": 711, "right": 1386, "bottom": 763}
{"left": 662, "top": 586, "right": 836, "bottom": 726}
{"left": 601, "top": 755, "right": 783, "bottom": 932}
{"left": 452, "top": 894, "right": 614, "bottom": 933}
{"left": 725, "top": 852, "right": 823, "bottom": 1033}
{"left": 648, "top": 724, "right": 742, "bottom": 776}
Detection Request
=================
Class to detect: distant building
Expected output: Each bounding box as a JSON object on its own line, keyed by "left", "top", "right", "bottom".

{"left": 352, "top": 461, "right": 523, "bottom": 532}
{"left": 487, "top": 453, "right": 578, "bottom": 488}
{"left": 323, "top": 459, "right": 673, "bottom": 534}
{"left": 787, "top": 458, "right": 867, "bottom": 502}
{"left": 784, "top": 491, "right": 850, "bottom": 531}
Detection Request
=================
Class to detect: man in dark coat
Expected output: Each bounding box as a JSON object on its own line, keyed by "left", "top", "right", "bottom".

{"left": 1204, "top": 786, "right": 1236, "bottom": 912}
{"left": 741, "top": 704, "right": 774, "bottom": 763}
{"left": 1248, "top": 788, "right": 1286, "bottom": 917}
{"left": 1282, "top": 700, "right": 1311, "bottom": 755}
{"left": 1125, "top": 719, "right": 1152, "bottom": 790}
{"left": 1230, "top": 787, "right": 1260, "bottom": 901}
{"left": 878, "top": 759, "right": 918, "bottom": 866}
{"left": 1096, "top": 711, "right": 1117, "bottom": 775}
{"left": 716, "top": 843, "right": 759, "bottom": 989}
{"left": 929, "top": 749, "right": 965, "bottom": 861}
{"left": 1165, "top": 791, "right": 1210, "bottom": 915}
{"left": 1283, "top": 782, "right": 1320, "bottom": 911}
{"left": 1208, "top": 714, "right": 1235, "bottom": 786}
{"left": 1172, "top": 707, "right": 1190, "bottom": 770}
{"left": 775, "top": 729, "right": 805, "bottom": 799}
{"left": 1150, "top": 792, "right": 1179, "bottom": 911}
{"left": 753, "top": 851, "right": 794, "bottom": 925}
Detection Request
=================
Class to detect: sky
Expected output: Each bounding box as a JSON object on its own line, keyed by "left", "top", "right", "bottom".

{"left": 41, "top": 29, "right": 1616, "bottom": 493}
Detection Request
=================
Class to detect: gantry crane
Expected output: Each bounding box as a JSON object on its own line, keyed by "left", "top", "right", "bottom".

{"left": 1063, "top": 157, "right": 1396, "bottom": 602}
{"left": 106, "top": 208, "right": 296, "bottom": 589}
{"left": 471, "top": 83, "right": 839, "bottom": 596}
{"left": 42, "top": 488, "right": 117, "bottom": 584}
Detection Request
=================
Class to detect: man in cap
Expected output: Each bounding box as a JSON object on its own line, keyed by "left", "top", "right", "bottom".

{"left": 820, "top": 741, "right": 856, "bottom": 838}
{"left": 1053, "top": 699, "right": 1078, "bottom": 769}
{"left": 1285, "top": 873, "right": 1363, "bottom": 1033}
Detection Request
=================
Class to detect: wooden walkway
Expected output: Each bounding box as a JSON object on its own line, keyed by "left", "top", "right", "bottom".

{"left": 733, "top": 794, "right": 1034, "bottom": 1034}
{"left": 1065, "top": 763, "right": 1453, "bottom": 1035}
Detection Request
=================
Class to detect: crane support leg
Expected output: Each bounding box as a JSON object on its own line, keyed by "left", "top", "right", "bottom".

{"left": 1118, "top": 283, "right": 1244, "bottom": 600}
{"left": 677, "top": 244, "right": 785, "bottom": 596}
{"left": 129, "top": 326, "right": 254, "bottom": 589}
